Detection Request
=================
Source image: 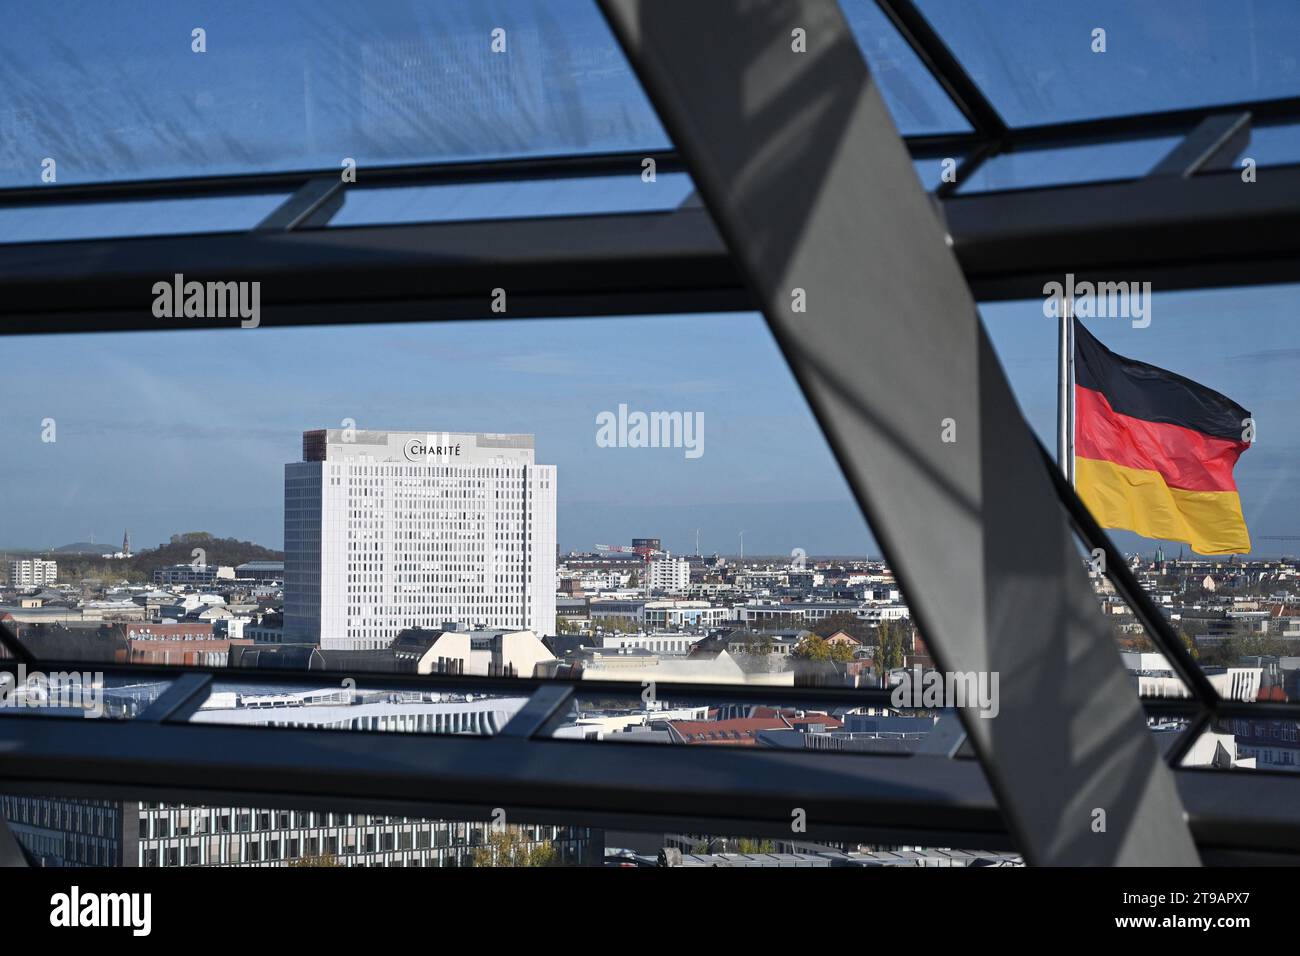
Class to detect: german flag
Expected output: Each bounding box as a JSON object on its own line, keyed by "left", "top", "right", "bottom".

{"left": 1074, "top": 319, "right": 1251, "bottom": 555}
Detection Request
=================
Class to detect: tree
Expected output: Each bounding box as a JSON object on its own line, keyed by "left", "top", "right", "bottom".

{"left": 792, "top": 634, "right": 832, "bottom": 661}
{"left": 471, "top": 827, "right": 558, "bottom": 867}
{"left": 874, "top": 621, "right": 905, "bottom": 683}
{"left": 736, "top": 838, "right": 776, "bottom": 854}
{"left": 828, "top": 642, "right": 855, "bottom": 664}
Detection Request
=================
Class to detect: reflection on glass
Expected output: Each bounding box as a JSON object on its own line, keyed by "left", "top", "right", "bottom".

{"left": 0, "top": 0, "right": 669, "bottom": 187}
{"left": 1176, "top": 717, "right": 1300, "bottom": 772}
{"left": 0, "top": 669, "right": 169, "bottom": 720}
{"left": 552, "top": 695, "right": 950, "bottom": 752}
{"left": 610, "top": 835, "right": 1021, "bottom": 867}
{"left": 190, "top": 681, "right": 526, "bottom": 735}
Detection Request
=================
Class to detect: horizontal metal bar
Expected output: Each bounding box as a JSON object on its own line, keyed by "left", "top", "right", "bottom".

{"left": 0, "top": 207, "right": 744, "bottom": 332}
{"left": 3, "top": 160, "right": 1299, "bottom": 330}
{"left": 0, "top": 712, "right": 1009, "bottom": 846}
{"left": 945, "top": 161, "right": 1300, "bottom": 301}
{"left": 0, "top": 150, "right": 688, "bottom": 208}
{"left": 1177, "top": 767, "right": 1300, "bottom": 855}
{"left": 1, "top": 707, "right": 1298, "bottom": 855}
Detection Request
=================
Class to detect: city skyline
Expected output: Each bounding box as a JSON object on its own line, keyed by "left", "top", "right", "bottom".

{"left": 7, "top": 289, "right": 1300, "bottom": 559}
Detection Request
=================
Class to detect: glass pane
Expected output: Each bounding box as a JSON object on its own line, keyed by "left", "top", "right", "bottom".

{"left": 955, "top": 137, "right": 1180, "bottom": 194}
{"left": 0, "top": 669, "right": 170, "bottom": 720}
{"left": 328, "top": 173, "right": 695, "bottom": 228}
{"left": 552, "top": 693, "right": 960, "bottom": 751}
{"left": 915, "top": 0, "right": 1300, "bottom": 127}
{"left": 0, "top": 0, "right": 669, "bottom": 188}
{"left": 1245, "top": 123, "right": 1300, "bottom": 170}
{"left": 983, "top": 284, "right": 1300, "bottom": 702}
{"left": 4, "top": 314, "right": 934, "bottom": 694}
{"left": 838, "top": 1, "right": 971, "bottom": 135}
{"left": 0, "top": 194, "right": 289, "bottom": 244}
{"left": 190, "top": 680, "right": 527, "bottom": 735}
{"left": 1178, "top": 716, "right": 1300, "bottom": 772}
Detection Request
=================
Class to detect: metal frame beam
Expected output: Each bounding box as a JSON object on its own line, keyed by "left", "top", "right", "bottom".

{"left": 0, "top": 150, "right": 688, "bottom": 209}
{"left": 871, "top": 0, "right": 1006, "bottom": 140}
{"left": 2, "top": 1, "right": 1300, "bottom": 865}
{"left": 3, "top": 162, "right": 1300, "bottom": 334}
{"left": 596, "top": 0, "right": 1197, "bottom": 866}
{"left": 1149, "top": 113, "right": 1253, "bottom": 178}
{"left": 0, "top": 684, "right": 1292, "bottom": 856}
{"left": 0, "top": 709, "right": 1009, "bottom": 850}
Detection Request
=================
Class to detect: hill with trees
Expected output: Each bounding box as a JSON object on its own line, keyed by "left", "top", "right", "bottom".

{"left": 49, "top": 532, "right": 281, "bottom": 586}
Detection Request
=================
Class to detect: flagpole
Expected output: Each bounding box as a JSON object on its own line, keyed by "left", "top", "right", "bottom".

{"left": 1067, "top": 301, "right": 1076, "bottom": 487}
{"left": 1057, "top": 290, "right": 1072, "bottom": 482}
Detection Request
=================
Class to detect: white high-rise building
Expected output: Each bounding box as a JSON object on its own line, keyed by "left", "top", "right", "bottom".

{"left": 9, "top": 558, "right": 57, "bottom": 590}
{"left": 646, "top": 558, "right": 691, "bottom": 594}
{"left": 284, "top": 429, "right": 557, "bottom": 651}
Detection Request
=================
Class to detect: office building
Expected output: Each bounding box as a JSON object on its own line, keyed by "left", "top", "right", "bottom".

{"left": 8, "top": 559, "right": 56, "bottom": 590}
{"left": 284, "top": 429, "right": 557, "bottom": 650}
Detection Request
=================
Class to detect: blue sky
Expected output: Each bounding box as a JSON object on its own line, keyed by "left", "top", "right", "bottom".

{"left": 0, "top": 314, "right": 873, "bottom": 556}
